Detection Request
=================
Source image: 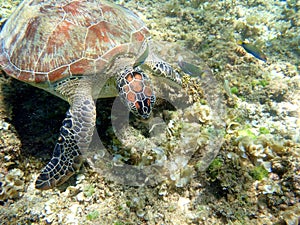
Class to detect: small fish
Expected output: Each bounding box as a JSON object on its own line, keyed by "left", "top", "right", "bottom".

{"left": 178, "top": 60, "right": 201, "bottom": 77}
{"left": 133, "top": 44, "right": 149, "bottom": 68}
{"left": 237, "top": 40, "right": 267, "bottom": 62}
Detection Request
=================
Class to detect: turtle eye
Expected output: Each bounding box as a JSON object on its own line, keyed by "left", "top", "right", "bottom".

{"left": 117, "top": 70, "right": 155, "bottom": 119}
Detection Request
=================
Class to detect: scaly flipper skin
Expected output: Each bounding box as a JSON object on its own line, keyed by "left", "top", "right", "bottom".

{"left": 35, "top": 85, "right": 96, "bottom": 190}
{"left": 144, "top": 53, "right": 182, "bottom": 85}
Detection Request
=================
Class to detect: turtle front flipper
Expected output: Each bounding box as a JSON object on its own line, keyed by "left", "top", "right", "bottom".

{"left": 143, "top": 53, "right": 182, "bottom": 85}
{"left": 35, "top": 88, "right": 96, "bottom": 190}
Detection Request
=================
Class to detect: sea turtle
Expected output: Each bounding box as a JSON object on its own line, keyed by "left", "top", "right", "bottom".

{"left": 0, "top": 0, "right": 182, "bottom": 190}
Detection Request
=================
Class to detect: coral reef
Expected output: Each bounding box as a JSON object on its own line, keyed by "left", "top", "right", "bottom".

{"left": 0, "top": 0, "right": 299, "bottom": 224}
{"left": 0, "top": 169, "right": 25, "bottom": 203}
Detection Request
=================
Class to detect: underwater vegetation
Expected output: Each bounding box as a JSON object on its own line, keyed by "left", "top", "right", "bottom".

{"left": 250, "top": 165, "right": 269, "bottom": 180}
{"left": 0, "top": 0, "right": 299, "bottom": 224}
{"left": 86, "top": 210, "right": 100, "bottom": 221}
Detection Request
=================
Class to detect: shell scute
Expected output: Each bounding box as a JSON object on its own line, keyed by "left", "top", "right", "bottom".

{"left": 37, "top": 20, "right": 86, "bottom": 72}
{"left": 34, "top": 72, "right": 49, "bottom": 83}
{"left": 23, "top": 17, "right": 42, "bottom": 41}
{"left": 101, "top": 44, "right": 130, "bottom": 62}
{"left": 0, "top": 0, "right": 150, "bottom": 85}
{"left": 101, "top": 4, "right": 144, "bottom": 32}
{"left": 62, "top": 1, "right": 83, "bottom": 16}
{"left": 84, "top": 21, "right": 128, "bottom": 59}
{"left": 18, "top": 71, "right": 34, "bottom": 82}
{"left": 132, "top": 28, "right": 150, "bottom": 42}
{"left": 63, "top": 1, "right": 103, "bottom": 27}
{"left": 69, "top": 59, "right": 95, "bottom": 75}
{"left": 94, "top": 58, "right": 109, "bottom": 73}
{"left": 48, "top": 66, "right": 69, "bottom": 83}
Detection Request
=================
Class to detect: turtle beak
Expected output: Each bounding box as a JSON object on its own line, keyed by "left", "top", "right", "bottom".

{"left": 133, "top": 96, "right": 155, "bottom": 119}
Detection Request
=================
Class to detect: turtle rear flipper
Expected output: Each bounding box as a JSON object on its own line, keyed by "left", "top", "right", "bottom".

{"left": 35, "top": 84, "right": 96, "bottom": 190}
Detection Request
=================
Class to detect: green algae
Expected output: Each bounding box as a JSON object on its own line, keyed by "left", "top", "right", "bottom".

{"left": 230, "top": 86, "right": 239, "bottom": 95}
{"left": 259, "top": 127, "right": 270, "bottom": 135}
{"left": 237, "top": 128, "right": 257, "bottom": 140}
{"left": 249, "top": 165, "right": 269, "bottom": 180}
{"left": 86, "top": 210, "right": 100, "bottom": 221}
{"left": 251, "top": 79, "right": 269, "bottom": 87}
{"left": 83, "top": 185, "right": 95, "bottom": 197}
{"left": 207, "top": 158, "right": 223, "bottom": 180}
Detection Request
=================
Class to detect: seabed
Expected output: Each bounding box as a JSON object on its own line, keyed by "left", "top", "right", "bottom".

{"left": 0, "top": 0, "right": 299, "bottom": 224}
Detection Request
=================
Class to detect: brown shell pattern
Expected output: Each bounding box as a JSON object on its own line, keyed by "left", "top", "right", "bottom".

{"left": 0, "top": 0, "right": 150, "bottom": 85}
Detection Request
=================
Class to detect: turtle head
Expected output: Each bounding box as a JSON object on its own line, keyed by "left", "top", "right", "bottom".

{"left": 117, "top": 67, "right": 155, "bottom": 119}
